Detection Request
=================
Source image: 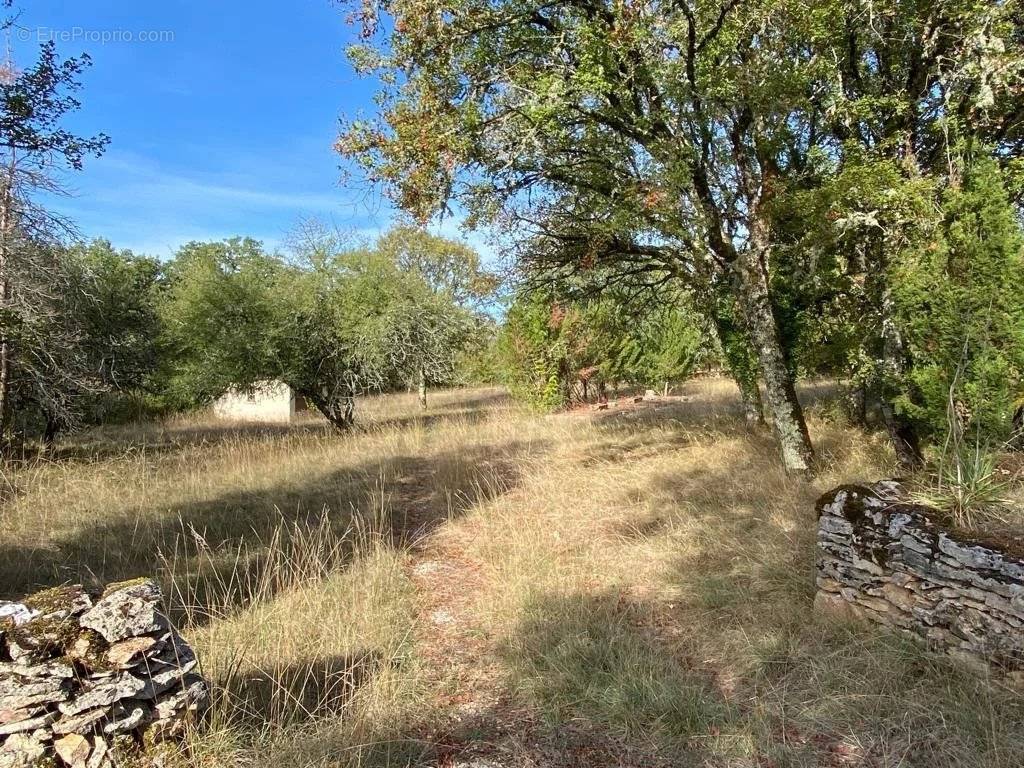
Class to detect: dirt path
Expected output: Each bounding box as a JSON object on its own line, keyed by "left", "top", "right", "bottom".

{"left": 406, "top": 539, "right": 519, "bottom": 767}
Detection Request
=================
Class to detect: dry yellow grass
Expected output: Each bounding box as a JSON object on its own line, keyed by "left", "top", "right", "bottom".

{"left": 3, "top": 380, "right": 1024, "bottom": 767}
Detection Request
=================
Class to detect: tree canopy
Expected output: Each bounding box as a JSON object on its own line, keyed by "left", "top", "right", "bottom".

{"left": 338, "top": 0, "right": 1024, "bottom": 471}
{"left": 0, "top": 29, "right": 109, "bottom": 446}
{"left": 158, "top": 229, "right": 494, "bottom": 428}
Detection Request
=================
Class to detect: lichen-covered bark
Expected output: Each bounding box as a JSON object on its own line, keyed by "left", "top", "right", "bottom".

{"left": 418, "top": 366, "right": 428, "bottom": 410}
{"left": 732, "top": 246, "right": 814, "bottom": 474}
{"left": 737, "top": 372, "right": 765, "bottom": 428}
{"left": 707, "top": 291, "right": 765, "bottom": 427}
{"left": 302, "top": 389, "right": 355, "bottom": 431}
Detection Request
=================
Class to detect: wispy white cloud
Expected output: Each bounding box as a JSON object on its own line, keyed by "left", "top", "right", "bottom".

{"left": 42, "top": 146, "right": 503, "bottom": 264}
{"left": 43, "top": 146, "right": 385, "bottom": 258}
{"left": 82, "top": 151, "right": 349, "bottom": 212}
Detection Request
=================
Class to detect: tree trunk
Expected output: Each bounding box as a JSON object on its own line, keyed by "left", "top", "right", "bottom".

{"left": 1011, "top": 404, "right": 1024, "bottom": 450}
{"left": 877, "top": 284, "right": 925, "bottom": 470}
{"left": 418, "top": 366, "right": 427, "bottom": 410}
{"left": 737, "top": 374, "right": 765, "bottom": 429}
{"left": 879, "top": 399, "right": 925, "bottom": 469}
{"left": 849, "top": 381, "right": 869, "bottom": 428}
{"left": 0, "top": 162, "right": 12, "bottom": 447}
{"left": 732, "top": 247, "right": 814, "bottom": 474}
{"left": 0, "top": 332, "right": 8, "bottom": 448}
{"left": 707, "top": 289, "right": 766, "bottom": 428}
{"left": 303, "top": 390, "right": 355, "bottom": 432}
{"left": 43, "top": 412, "right": 60, "bottom": 446}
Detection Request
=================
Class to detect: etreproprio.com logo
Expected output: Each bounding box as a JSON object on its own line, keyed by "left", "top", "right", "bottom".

{"left": 17, "top": 27, "right": 176, "bottom": 45}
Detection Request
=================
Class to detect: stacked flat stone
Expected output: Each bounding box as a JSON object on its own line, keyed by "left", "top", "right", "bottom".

{"left": 816, "top": 480, "right": 1024, "bottom": 674}
{"left": 0, "top": 579, "right": 208, "bottom": 767}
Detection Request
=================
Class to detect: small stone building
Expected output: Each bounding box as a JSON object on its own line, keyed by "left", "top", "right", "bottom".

{"left": 212, "top": 381, "right": 309, "bottom": 424}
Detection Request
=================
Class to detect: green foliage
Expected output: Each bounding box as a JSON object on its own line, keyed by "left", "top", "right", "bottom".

{"left": 498, "top": 294, "right": 572, "bottom": 412}
{"left": 73, "top": 240, "right": 161, "bottom": 375}
{"left": 373, "top": 225, "right": 499, "bottom": 394}
{"left": 0, "top": 23, "right": 109, "bottom": 443}
{"left": 497, "top": 291, "right": 711, "bottom": 412}
{"left": 62, "top": 240, "right": 164, "bottom": 423}
{"left": 159, "top": 238, "right": 284, "bottom": 409}
{"left": 708, "top": 290, "right": 760, "bottom": 397}
{"left": 594, "top": 301, "right": 710, "bottom": 391}
{"left": 336, "top": 0, "right": 865, "bottom": 469}
{"left": 0, "top": 239, "right": 168, "bottom": 434}
{"left": 0, "top": 41, "right": 109, "bottom": 169}
{"left": 159, "top": 239, "right": 371, "bottom": 426}
{"left": 158, "top": 231, "right": 487, "bottom": 426}
{"left": 355, "top": 253, "right": 478, "bottom": 392}
{"left": 892, "top": 158, "right": 1024, "bottom": 443}
{"left": 453, "top": 315, "right": 501, "bottom": 385}
{"left": 767, "top": 140, "right": 1024, "bottom": 454}
{"left": 375, "top": 225, "right": 499, "bottom": 308}
{"left": 3, "top": 241, "right": 91, "bottom": 436}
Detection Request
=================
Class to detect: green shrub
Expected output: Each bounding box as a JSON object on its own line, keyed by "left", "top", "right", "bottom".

{"left": 911, "top": 445, "right": 1014, "bottom": 530}
{"left": 497, "top": 295, "right": 573, "bottom": 412}
{"left": 497, "top": 291, "right": 712, "bottom": 412}
{"left": 893, "top": 157, "right": 1024, "bottom": 445}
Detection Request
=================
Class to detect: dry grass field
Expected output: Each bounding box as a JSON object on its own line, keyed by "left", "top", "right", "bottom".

{"left": 4, "top": 380, "right": 1024, "bottom": 767}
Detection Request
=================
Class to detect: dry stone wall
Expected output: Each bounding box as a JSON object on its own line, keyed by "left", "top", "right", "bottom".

{"left": 815, "top": 480, "right": 1024, "bottom": 673}
{"left": 0, "top": 579, "right": 208, "bottom": 767}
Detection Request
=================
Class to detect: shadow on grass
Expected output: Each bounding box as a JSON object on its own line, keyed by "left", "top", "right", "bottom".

{"left": 578, "top": 378, "right": 782, "bottom": 470}
{"left": 11, "top": 420, "right": 335, "bottom": 467}
{"left": 197, "top": 649, "right": 439, "bottom": 768}
{"left": 423, "top": 389, "right": 513, "bottom": 414}
{"left": 222, "top": 651, "right": 383, "bottom": 730}
{"left": 489, "top": 589, "right": 729, "bottom": 768}
{"left": 584, "top": 415, "right": 777, "bottom": 471}
{"left": 24, "top": 411, "right": 503, "bottom": 469}
{"left": 431, "top": 578, "right": 1024, "bottom": 767}
{"left": 10, "top": 389, "right": 512, "bottom": 470}
{"left": 0, "top": 438, "right": 544, "bottom": 627}
{"left": 361, "top": 405, "right": 497, "bottom": 435}
{"left": 603, "top": 453, "right": 1024, "bottom": 766}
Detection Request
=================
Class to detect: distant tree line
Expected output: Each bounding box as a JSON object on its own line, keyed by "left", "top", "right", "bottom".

{"left": 0, "top": 227, "right": 500, "bottom": 446}
{"left": 157, "top": 225, "right": 498, "bottom": 430}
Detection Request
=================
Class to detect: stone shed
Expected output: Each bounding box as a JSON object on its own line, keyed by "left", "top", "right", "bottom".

{"left": 212, "top": 380, "right": 309, "bottom": 424}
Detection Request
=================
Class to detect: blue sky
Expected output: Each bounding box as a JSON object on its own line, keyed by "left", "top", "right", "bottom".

{"left": 8, "top": 0, "right": 467, "bottom": 258}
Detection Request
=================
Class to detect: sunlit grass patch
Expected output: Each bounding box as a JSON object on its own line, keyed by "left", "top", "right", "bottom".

{"left": 178, "top": 516, "right": 430, "bottom": 766}
{"left": 502, "top": 590, "right": 729, "bottom": 753}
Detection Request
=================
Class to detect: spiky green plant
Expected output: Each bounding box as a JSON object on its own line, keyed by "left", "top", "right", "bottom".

{"left": 912, "top": 445, "right": 1013, "bottom": 530}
